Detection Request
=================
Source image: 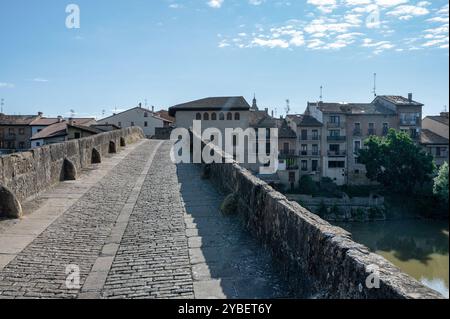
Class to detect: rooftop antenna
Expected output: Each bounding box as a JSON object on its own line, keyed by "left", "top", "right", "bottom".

{"left": 372, "top": 73, "right": 377, "bottom": 97}
{"left": 320, "top": 85, "right": 323, "bottom": 102}
{"left": 0, "top": 98, "right": 4, "bottom": 113}
{"left": 102, "top": 109, "right": 106, "bottom": 117}
{"left": 144, "top": 99, "right": 148, "bottom": 108}
{"left": 285, "top": 99, "right": 290, "bottom": 115}
{"left": 70, "top": 109, "right": 75, "bottom": 118}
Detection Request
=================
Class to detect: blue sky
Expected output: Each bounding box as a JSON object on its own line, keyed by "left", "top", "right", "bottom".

{"left": 0, "top": 0, "right": 448, "bottom": 118}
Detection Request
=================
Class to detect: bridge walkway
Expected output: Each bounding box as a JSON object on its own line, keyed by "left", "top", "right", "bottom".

{"left": 0, "top": 140, "right": 295, "bottom": 299}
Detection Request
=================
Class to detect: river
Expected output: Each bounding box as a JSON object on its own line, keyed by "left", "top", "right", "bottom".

{"left": 336, "top": 219, "right": 449, "bottom": 298}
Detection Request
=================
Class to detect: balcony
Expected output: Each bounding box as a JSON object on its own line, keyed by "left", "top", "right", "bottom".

{"left": 327, "top": 122, "right": 343, "bottom": 128}
{"left": 299, "top": 151, "right": 321, "bottom": 157}
{"left": 400, "top": 118, "right": 421, "bottom": 126}
{"left": 328, "top": 150, "right": 347, "bottom": 157}
{"left": 279, "top": 149, "right": 298, "bottom": 159}
{"left": 327, "top": 135, "right": 346, "bottom": 142}
{"left": 300, "top": 135, "right": 321, "bottom": 141}
{"left": 286, "top": 164, "right": 299, "bottom": 170}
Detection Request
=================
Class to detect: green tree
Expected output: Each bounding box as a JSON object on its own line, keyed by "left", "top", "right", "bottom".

{"left": 357, "top": 129, "right": 435, "bottom": 193}
{"left": 299, "top": 175, "right": 318, "bottom": 195}
{"left": 433, "top": 162, "right": 449, "bottom": 205}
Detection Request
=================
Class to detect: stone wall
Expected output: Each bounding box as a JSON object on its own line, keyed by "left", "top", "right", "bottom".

{"left": 0, "top": 127, "right": 144, "bottom": 217}
{"left": 207, "top": 161, "right": 443, "bottom": 299}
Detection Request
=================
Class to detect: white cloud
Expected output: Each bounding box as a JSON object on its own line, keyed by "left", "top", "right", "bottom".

{"left": 251, "top": 38, "right": 289, "bottom": 48}
{"left": 387, "top": 5, "right": 429, "bottom": 20}
{"left": 31, "top": 78, "right": 49, "bottom": 83}
{"left": 207, "top": 0, "right": 224, "bottom": 8}
{"left": 0, "top": 82, "right": 14, "bottom": 89}
{"left": 248, "top": 0, "right": 264, "bottom": 5}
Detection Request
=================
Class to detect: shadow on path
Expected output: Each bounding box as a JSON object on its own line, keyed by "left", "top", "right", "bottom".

{"left": 176, "top": 163, "right": 297, "bottom": 299}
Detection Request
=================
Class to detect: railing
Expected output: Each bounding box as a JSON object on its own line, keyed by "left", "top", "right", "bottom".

{"left": 400, "top": 118, "right": 421, "bottom": 126}
{"left": 299, "top": 135, "right": 321, "bottom": 141}
{"left": 327, "top": 136, "right": 346, "bottom": 142}
{"left": 280, "top": 149, "right": 296, "bottom": 156}
{"left": 286, "top": 165, "right": 299, "bottom": 170}
{"left": 327, "top": 122, "right": 343, "bottom": 128}
{"left": 436, "top": 152, "right": 449, "bottom": 158}
{"left": 299, "top": 151, "right": 320, "bottom": 156}
{"left": 327, "top": 150, "right": 347, "bottom": 157}
{"left": 368, "top": 129, "right": 376, "bottom": 135}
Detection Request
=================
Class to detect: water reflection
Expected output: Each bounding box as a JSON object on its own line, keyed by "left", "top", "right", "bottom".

{"left": 336, "top": 220, "right": 449, "bottom": 298}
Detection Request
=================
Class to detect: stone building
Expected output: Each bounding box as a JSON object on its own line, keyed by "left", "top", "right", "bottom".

{"left": 286, "top": 114, "right": 323, "bottom": 182}
{"left": 0, "top": 114, "right": 39, "bottom": 153}
{"left": 98, "top": 105, "right": 172, "bottom": 138}
{"left": 30, "top": 118, "right": 98, "bottom": 147}
{"left": 303, "top": 94, "right": 424, "bottom": 185}
{"left": 421, "top": 112, "right": 449, "bottom": 167}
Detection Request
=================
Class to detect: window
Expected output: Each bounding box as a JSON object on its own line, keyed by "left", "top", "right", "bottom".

{"left": 233, "top": 135, "right": 237, "bottom": 146}
{"left": 196, "top": 113, "right": 201, "bottom": 120}
{"left": 312, "top": 160, "right": 318, "bottom": 172}
{"left": 289, "top": 172, "right": 296, "bottom": 182}
{"left": 301, "top": 144, "right": 307, "bottom": 155}
{"left": 330, "top": 115, "right": 340, "bottom": 124}
{"left": 382, "top": 123, "right": 389, "bottom": 135}
{"left": 283, "top": 142, "right": 290, "bottom": 153}
{"left": 19, "top": 128, "right": 25, "bottom": 135}
{"left": 36, "top": 142, "right": 41, "bottom": 147}
{"left": 354, "top": 140, "right": 361, "bottom": 153}
{"left": 203, "top": 113, "right": 209, "bottom": 121}
{"left": 329, "top": 130, "right": 340, "bottom": 137}
{"left": 368, "top": 123, "right": 375, "bottom": 135}
{"left": 328, "top": 161, "right": 345, "bottom": 168}
{"left": 354, "top": 123, "right": 361, "bottom": 135}
{"left": 118, "top": 122, "right": 121, "bottom": 127}
{"left": 301, "top": 160, "right": 308, "bottom": 171}
{"left": 354, "top": 169, "right": 360, "bottom": 174}
{"left": 37, "top": 129, "right": 42, "bottom": 133}
{"left": 301, "top": 130, "right": 308, "bottom": 140}
{"left": 9, "top": 128, "right": 14, "bottom": 135}
{"left": 227, "top": 113, "right": 233, "bottom": 121}
{"left": 211, "top": 113, "right": 217, "bottom": 121}
{"left": 19, "top": 142, "right": 25, "bottom": 149}
{"left": 235, "top": 113, "right": 240, "bottom": 121}
{"left": 144, "top": 112, "right": 148, "bottom": 118}
{"left": 131, "top": 122, "right": 135, "bottom": 126}
{"left": 144, "top": 121, "right": 148, "bottom": 127}
{"left": 436, "top": 147, "right": 441, "bottom": 157}
{"left": 312, "top": 130, "right": 319, "bottom": 140}
{"left": 219, "top": 113, "right": 225, "bottom": 120}
{"left": 330, "top": 144, "right": 340, "bottom": 153}
{"left": 74, "top": 132, "right": 81, "bottom": 139}
{"left": 312, "top": 144, "right": 319, "bottom": 155}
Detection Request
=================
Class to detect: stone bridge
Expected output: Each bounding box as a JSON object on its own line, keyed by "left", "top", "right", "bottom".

{"left": 0, "top": 130, "right": 443, "bottom": 299}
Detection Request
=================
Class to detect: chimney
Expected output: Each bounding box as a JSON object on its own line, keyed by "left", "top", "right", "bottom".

{"left": 441, "top": 112, "right": 449, "bottom": 118}
{"left": 271, "top": 110, "right": 274, "bottom": 117}
{"left": 38, "top": 111, "right": 43, "bottom": 117}
{"left": 68, "top": 118, "right": 74, "bottom": 125}
{"left": 138, "top": 102, "right": 142, "bottom": 108}
{"left": 265, "top": 108, "right": 268, "bottom": 114}
{"left": 408, "top": 93, "right": 413, "bottom": 102}
{"left": 152, "top": 105, "right": 155, "bottom": 113}
{"left": 57, "top": 115, "right": 63, "bottom": 123}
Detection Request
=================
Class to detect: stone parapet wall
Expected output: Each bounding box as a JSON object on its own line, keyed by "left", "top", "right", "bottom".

{"left": 0, "top": 127, "right": 144, "bottom": 206}
{"left": 207, "top": 161, "right": 443, "bottom": 299}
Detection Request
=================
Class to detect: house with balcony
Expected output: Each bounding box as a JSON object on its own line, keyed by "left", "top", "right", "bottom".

{"left": 305, "top": 102, "right": 348, "bottom": 185}
{"left": 286, "top": 114, "right": 323, "bottom": 182}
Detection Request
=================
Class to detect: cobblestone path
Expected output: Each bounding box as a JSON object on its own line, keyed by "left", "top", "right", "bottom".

{"left": 0, "top": 140, "right": 294, "bottom": 299}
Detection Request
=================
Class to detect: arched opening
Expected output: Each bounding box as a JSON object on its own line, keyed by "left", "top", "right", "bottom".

{"left": 235, "top": 112, "right": 240, "bottom": 121}
{"left": 120, "top": 137, "right": 126, "bottom": 147}
{"left": 91, "top": 148, "right": 101, "bottom": 164}
{"left": 109, "top": 141, "right": 117, "bottom": 154}
{"left": 203, "top": 113, "right": 209, "bottom": 121}
{"left": 219, "top": 113, "right": 225, "bottom": 120}
{"left": 62, "top": 158, "right": 77, "bottom": 181}
{"left": 0, "top": 185, "right": 22, "bottom": 219}
{"left": 227, "top": 112, "right": 233, "bottom": 121}
{"left": 196, "top": 113, "right": 202, "bottom": 120}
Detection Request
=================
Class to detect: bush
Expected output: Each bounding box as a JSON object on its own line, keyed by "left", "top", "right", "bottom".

{"left": 317, "top": 201, "right": 328, "bottom": 218}
{"left": 299, "top": 175, "right": 318, "bottom": 195}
